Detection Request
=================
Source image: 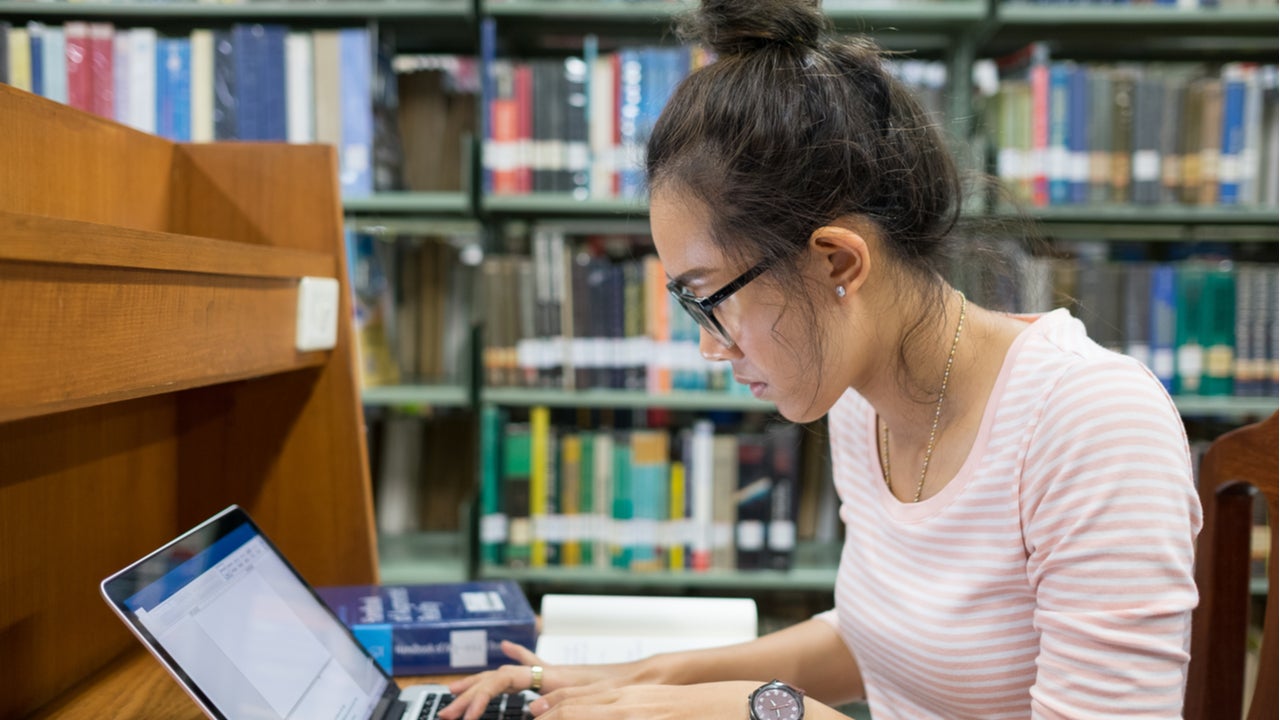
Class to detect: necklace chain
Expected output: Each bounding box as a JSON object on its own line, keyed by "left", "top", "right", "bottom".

{"left": 880, "top": 291, "right": 967, "bottom": 503}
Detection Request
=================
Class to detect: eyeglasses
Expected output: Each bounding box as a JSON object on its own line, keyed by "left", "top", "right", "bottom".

{"left": 666, "top": 259, "right": 772, "bottom": 349}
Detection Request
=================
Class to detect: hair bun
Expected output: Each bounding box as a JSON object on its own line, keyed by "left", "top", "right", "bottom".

{"left": 682, "top": 0, "right": 828, "bottom": 56}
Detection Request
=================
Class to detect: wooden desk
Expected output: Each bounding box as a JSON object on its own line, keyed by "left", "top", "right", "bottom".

{"left": 32, "top": 649, "right": 470, "bottom": 718}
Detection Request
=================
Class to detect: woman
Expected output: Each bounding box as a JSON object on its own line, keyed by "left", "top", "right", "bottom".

{"left": 441, "top": 1, "right": 1201, "bottom": 717}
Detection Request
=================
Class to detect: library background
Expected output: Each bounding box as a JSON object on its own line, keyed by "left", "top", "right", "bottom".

{"left": 0, "top": 0, "right": 1276, "bottom": 716}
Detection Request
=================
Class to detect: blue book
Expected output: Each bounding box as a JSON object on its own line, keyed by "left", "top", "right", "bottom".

{"left": 479, "top": 17, "right": 497, "bottom": 195}
{"left": 232, "top": 24, "right": 263, "bottom": 140}
{"left": 29, "top": 24, "right": 44, "bottom": 96}
{"left": 158, "top": 37, "right": 191, "bottom": 142}
{"left": 1068, "top": 64, "right": 1089, "bottom": 205}
{"left": 1149, "top": 264, "right": 1178, "bottom": 393}
{"left": 617, "top": 48, "right": 644, "bottom": 199}
{"left": 1218, "top": 64, "right": 1248, "bottom": 205}
{"left": 339, "top": 27, "right": 372, "bottom": 197}
{"left": 212, "top": 29, "right": 236, "bottom": 140}
{"left": 1048, "top": 61, "right": 1072, "bottom": 205}
{"left": 316, "top": 580, "right": 538, "bottom": 677}
{"left": 259, "top": 24, "right": 287, "bottom": 141}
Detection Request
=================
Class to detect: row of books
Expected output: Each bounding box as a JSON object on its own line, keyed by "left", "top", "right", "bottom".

{"left": 348, "top": 230, "right": 475, "bottom": 389}
{"left": 478, "top": 231, "right": 746, "bottom": 395}
{"left": 479, "top": 27, "right": 950, "bottom": 200}
{"left": 954, "top": 238, "right": 1279, "bottom": 398}
{"left": 479, "top": 407, "right": 821, "bottom": 573}
{"left": 0, "top": 21, "right": 481, "bottom": 197}
{"left": 989, "top": 46, "right": 1279, "bottom": 208}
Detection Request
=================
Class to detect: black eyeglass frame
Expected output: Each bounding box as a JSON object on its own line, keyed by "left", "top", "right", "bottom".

{"left": 666, "top": 259, "right": 772, "bottom": 348}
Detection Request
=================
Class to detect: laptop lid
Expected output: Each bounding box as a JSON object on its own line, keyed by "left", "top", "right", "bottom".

{"left": 101, "top": 505, "right": 404, "bottom": 720}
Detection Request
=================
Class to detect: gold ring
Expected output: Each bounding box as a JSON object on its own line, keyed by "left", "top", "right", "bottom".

{"left": 529, "top": 665, "right": 543, "bottom": 692}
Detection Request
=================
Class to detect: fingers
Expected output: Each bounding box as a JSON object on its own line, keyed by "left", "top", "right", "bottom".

{"left": 437, "top": 665, "right": 528, "bottom": 720}
{"left": 500, "top": 639, "right": 543, "bottom": 666}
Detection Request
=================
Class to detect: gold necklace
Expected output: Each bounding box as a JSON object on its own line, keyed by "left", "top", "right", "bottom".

{"left": 879, "top": 291, "right": 967, "bottom": 503}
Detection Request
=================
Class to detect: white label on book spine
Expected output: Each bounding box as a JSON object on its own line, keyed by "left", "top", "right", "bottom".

{"left": 736, "top": 520, "right": 765, "bottom": 551}
{"left": 768, "top": 521, "right": 796, "bottom": 551}
{"left": 480, "top": 514, "right": 508, "bottom": 544}
{"left": 461, "top": 591, "right": 506, "bottom": 614}
{"left": 449, "top": 630, "right": 487, "bottom": 668}
{"left": 1132, "top": 150, "right": 1160, "bottom": 182}
{"left": 1152, "top": 349, "right": 1175, "bottom": 380}
{"left": 1178, "top": 344, "right": 1204, "bottom": 392}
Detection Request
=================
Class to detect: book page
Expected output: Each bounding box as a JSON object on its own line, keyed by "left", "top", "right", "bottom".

{"left": 535, "top": 595, "right": 757, "bottom": 665}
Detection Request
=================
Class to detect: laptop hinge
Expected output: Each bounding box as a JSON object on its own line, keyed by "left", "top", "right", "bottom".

{"left": 373, "top": 696, "right": 408, "bottom": 720}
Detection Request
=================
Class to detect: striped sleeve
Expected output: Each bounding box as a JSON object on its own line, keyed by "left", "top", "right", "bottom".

{"left": 1019, "top": 357, "right": 1202, "bottom": 719}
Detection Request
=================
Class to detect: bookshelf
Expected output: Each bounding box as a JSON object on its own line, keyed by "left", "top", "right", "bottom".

{"left": 3, "top": 0, "right": 1275, "bottom": 614}
{"left": 0, "top": 82, "right": 375, "bottom": 717}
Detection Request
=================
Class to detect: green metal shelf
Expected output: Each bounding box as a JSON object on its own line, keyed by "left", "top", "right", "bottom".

{"left": 997, "top": 3, "right": 1279, "bottom": 28}
{"left": 484, "top": 0, "right": 986, "bottom": 24}
{"left": 379, "top": 531, "right": 470, "bottom": 585}
{"left": 1011, "top": 205, "right": 1280, "bottom": 226}
{"left": 480, "top": 563, "right": 838, "bottom": 592}
{"left": 482, "top": 194, "right": 648, "bottom": 218}
{"left": 0, "top": 0, "right": 471, "bottom": 19}
{"left": 343, "top": 192, "right": 472, "bottom": 216}
{"left": 1172, "top": 396, "right": 1278, "bottom": 420}
{"left": 362, "top": 383, "right": 471, "bottom": 408}
{"left": 482, "top": 387, "right": 774, "bottom": 412}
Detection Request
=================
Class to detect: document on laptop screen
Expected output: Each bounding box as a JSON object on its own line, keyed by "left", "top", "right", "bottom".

{"left": 125, "top": 524, "right": 390, "bottom": 720}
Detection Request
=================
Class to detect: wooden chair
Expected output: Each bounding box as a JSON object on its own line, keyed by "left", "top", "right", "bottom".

{"left": 1185, "top": 411, "right": 1277, "bottom": 720}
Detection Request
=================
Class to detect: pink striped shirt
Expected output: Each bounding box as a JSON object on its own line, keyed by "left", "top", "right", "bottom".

{"left": 816, "top": 309, "right": 1202, "bottom": 719}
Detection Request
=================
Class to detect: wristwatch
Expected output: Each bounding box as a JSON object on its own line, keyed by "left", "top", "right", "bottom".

{"left": 748, "top": 679, "right": 805, "bottom": 720}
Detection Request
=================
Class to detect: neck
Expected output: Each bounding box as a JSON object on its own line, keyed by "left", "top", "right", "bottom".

{"left": 862, "top": 286, "right": 968, "bottom": 448}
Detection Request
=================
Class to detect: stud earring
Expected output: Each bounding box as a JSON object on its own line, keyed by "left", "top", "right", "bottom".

{"left": 836, "top": 286, "right": 846, "bottom": 298}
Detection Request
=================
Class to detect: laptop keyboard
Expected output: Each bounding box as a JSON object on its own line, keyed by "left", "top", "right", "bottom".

{"left": 419, "top": 692, "right": 531, "bottom": 720}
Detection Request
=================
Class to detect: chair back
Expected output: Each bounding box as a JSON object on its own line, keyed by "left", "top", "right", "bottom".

{"left": 1184, "top": 411, "right": 1277, "bottom": 720}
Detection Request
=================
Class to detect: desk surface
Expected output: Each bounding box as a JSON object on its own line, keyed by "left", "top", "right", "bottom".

{"left": 33, "top": 649, "right": 465, "bottom": 719}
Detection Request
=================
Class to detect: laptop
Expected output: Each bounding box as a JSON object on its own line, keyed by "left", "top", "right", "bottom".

{"left": 101, "top": 505, "right": 533, "bottom": 720}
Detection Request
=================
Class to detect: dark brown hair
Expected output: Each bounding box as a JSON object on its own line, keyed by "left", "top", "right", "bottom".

{"left": 646, "top": 0, "right": 963, "bottom": 399}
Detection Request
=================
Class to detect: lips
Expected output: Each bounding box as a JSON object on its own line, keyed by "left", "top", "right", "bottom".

{"left": 735, "top": 375, "right": 767, "bottom": 398}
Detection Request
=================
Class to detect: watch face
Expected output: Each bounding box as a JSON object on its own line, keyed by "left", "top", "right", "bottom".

{"left": 751, "top": 686, "right": 802, "bottom": 720}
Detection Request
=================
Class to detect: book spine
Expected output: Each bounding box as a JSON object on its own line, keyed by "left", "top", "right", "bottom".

{"left": 765, "top": 425, "right": 800, "bottom": 571}
{"left": 64, "top": 21, "right": 91, "bottom": 112}
{"left": 189, "top": 29, "right": 214, "bottom": 142}
{"left": 1174, "top": 264, "right": 1206, "bottom": 395}
{"left": 0, "top": 22, "right": 8, "bottom": 85}
{"left": 1218, "top": 64, "right": 1248, "bottom": 205}
{"left": 503, "top": 424, "right": 532, "bottom": 568}
{"left": 668, "top": 459, "right": 687, "bottom": 572}
{"left": 529, "top": 405, "right": 550, "bottom": 569}
{"left": 479, "top": 405, "right": 507, "bottom": 567}
{"left": 610, "top": 434, "right": 633, "bottom": 570}
{"left": 629, "top": 429, "right": 669, "bottom": 572}
{"left": 1200, "top": 268, "right": 1236, "bottom": 396}
{"left": 1149, "top": 264, "right": 1178, "bottom": 393}
{"left": 338, "top": 27, "right": 373, "bottom": 197}
{"left": 88, "top": 23, "right": 114, "bottom": 120}
{"left": 212, "top": 29, "right": 236, "bottom": 140}
{"left": 8, "top": 27, "right": 31, "bottom": 93}
{"left": 284, "top": 31, "right": 313, "bottom": 143}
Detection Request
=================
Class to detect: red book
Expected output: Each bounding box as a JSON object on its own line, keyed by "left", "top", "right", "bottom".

{"left": 515, "top": 62, "right": 533, "bottom": 194}
{"left": 89, "top": 23, "right": 115, "bottom": 120}
{"left": 65, "top": 21, "right": 92, "bottom": 112}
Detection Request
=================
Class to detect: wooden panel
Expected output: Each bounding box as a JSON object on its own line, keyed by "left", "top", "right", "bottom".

{"left": 171, "top": 142, "right": 378, "bottom": 587}
{"left": 0, "top": 261, "right": 329, "bottom": 422}
{"left": 0, "top": 210, "right": 333, "bottom": 279}
{"left": 0, "top": 84, "right": 174, "bottom": 232}
{"left": 31, "top": 651, "right": 203, "bottom": 720}
{"left": 0, "top": 398, "right": 179, "bottom": 717}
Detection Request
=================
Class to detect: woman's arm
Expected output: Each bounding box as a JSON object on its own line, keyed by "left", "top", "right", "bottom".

{"left": 440, "top": 616, "right": 864, "bottom": 720}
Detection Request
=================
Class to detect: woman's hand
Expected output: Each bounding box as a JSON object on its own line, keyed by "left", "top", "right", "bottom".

{"left": 529, "top": 681, "right": 761, "bottom": 720}
{"left": 436, "top": 641, "right": 650, "bottom": 720}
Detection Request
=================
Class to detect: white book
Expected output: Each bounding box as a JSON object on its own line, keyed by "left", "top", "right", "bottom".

{"left": 189, "top": 29, "right": 214, "bottom": 142}
{"left": 688, "top": 419, "right": 715, "bottom": 571}
{"left": 42, "top": 25, "right": 66, "bottom": 104}
{"left": 128, "top": 27, "right": 156, "bottom": 134}
{"left": 589, "top": 54, "right": 615, "bottom": 199}
{"left": 535, "top": 594, "right": 758, "bottom": 666}
{"left": 113, "top": 29, "right": 130, "bottom": 124}
{"left": 285, "top": 31, "right": 314, "bottom": 144}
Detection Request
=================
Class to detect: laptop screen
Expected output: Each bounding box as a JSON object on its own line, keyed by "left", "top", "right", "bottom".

{"left": 104, "top": 508, "right": 395, "bottom": 720}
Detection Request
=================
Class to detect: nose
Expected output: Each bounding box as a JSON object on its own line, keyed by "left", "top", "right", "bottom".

{"left": 698, "top": 326, "right": 741, "bottom": 362}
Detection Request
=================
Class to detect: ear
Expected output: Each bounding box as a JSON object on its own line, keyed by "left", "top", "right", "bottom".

{"left": 807, "top": 220, "right": 871, "bottom": 296}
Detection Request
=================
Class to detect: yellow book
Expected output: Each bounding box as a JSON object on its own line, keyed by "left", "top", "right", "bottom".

{"left": 8, "top": 28, "right": 31, "bottom": 92}
{"left": 560, "top": 433, "right": 582, "bottom": 567}
{"left": 529, "top": 405, "right": 550, "bottom": 568}
{"left": 668, "top": 460, "right": 686, "bottom": 571}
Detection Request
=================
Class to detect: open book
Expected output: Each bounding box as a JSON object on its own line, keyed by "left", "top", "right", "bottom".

{"left": 534, "top": 594, "right": 758, "bottom": 665}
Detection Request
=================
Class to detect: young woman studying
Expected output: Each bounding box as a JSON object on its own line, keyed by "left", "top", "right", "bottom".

{"left": 440, "top": 1, "right": 1201, "bottom": 717}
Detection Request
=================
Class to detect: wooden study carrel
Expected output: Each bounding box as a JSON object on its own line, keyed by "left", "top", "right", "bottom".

{"left": 0, "top": 82, "right": 378, "bottom": 717}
